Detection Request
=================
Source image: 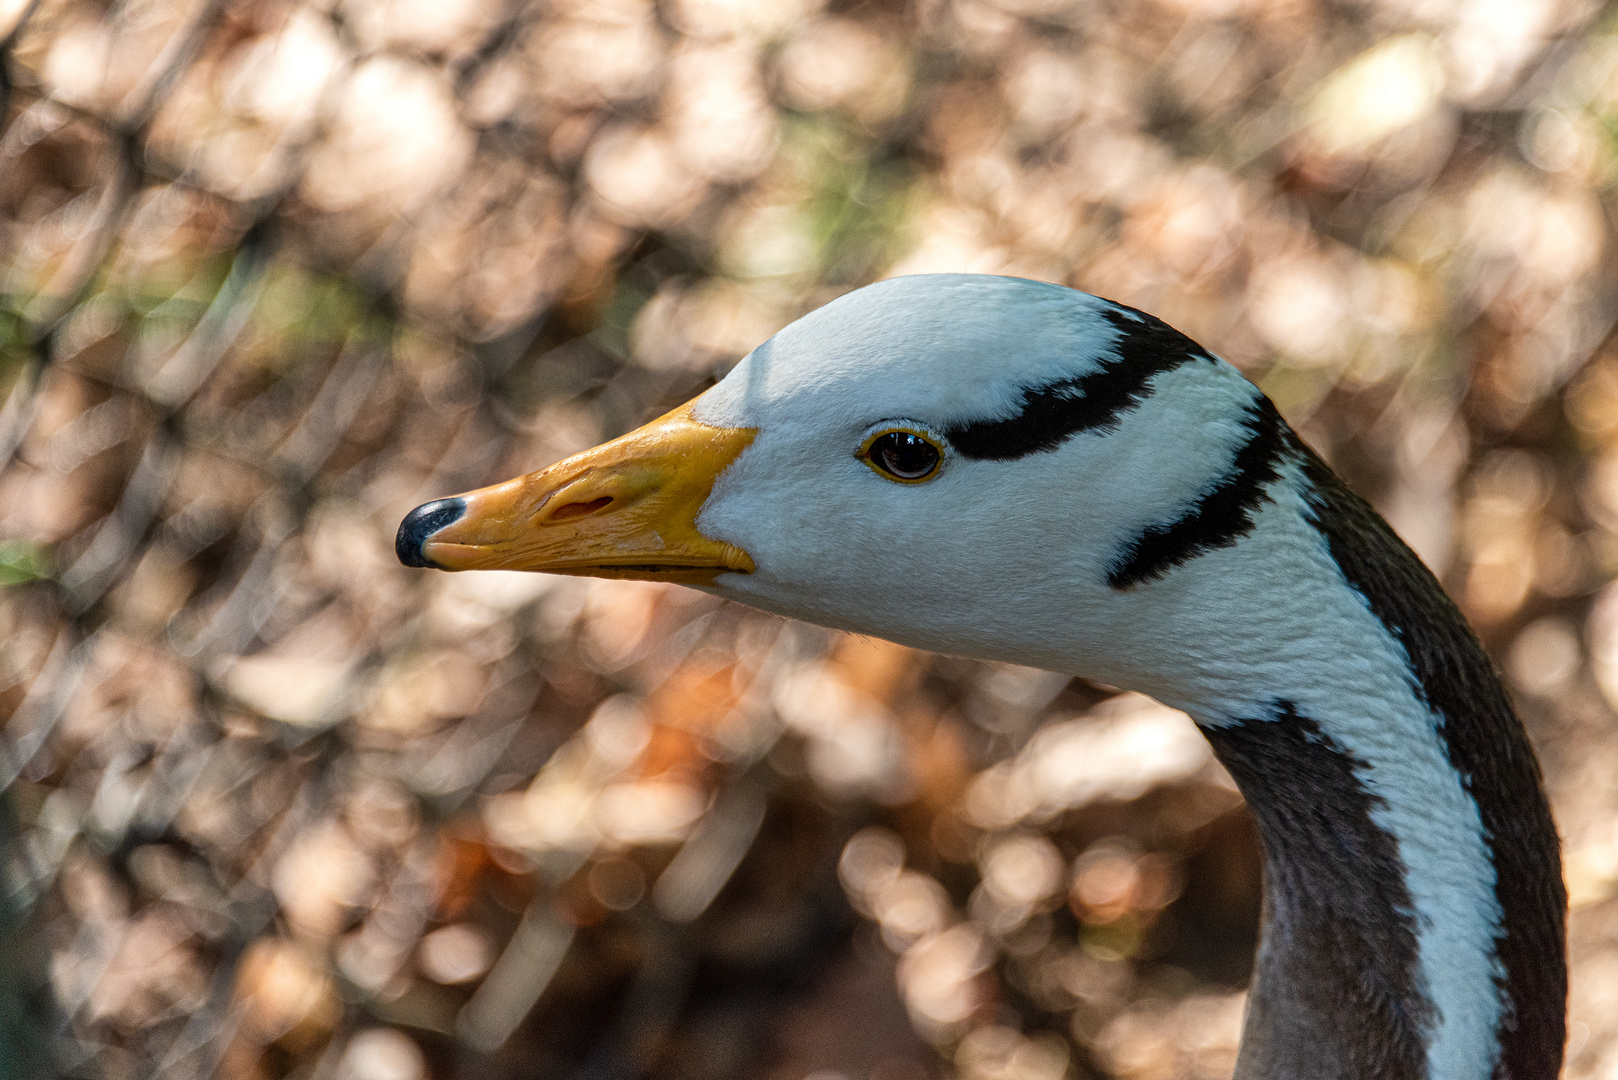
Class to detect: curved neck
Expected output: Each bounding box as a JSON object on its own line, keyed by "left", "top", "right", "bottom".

{"left": 1208, "top": 705, "right": 1445, "bottom": 1079}
{"left": 1188, "top": 452, "right": 1566, "bottom": 1080}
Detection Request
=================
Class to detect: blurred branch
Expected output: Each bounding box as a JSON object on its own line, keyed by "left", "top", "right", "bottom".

{"left": 0, "top": 0, "right": 44, "bottom": 123}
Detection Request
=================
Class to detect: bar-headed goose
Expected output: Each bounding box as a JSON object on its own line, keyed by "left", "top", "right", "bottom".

{"left": 397, "top": 274, "right": 1565, "bottom": 1080}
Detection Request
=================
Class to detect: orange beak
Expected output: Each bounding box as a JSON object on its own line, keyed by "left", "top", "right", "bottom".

{"left": 396, "top": 401, "right": 757, "bottom": 586}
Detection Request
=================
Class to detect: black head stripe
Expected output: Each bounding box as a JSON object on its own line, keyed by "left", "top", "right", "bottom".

{"left": 944, "top": 304, "right": 1216, "bottom": 461}
{"left": 1108, "top": 395, "right": 1286, "bottom": 590}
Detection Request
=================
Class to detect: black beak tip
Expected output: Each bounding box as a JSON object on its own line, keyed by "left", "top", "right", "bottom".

{"left": 396, "top": 497, "right": 467, "bottom": 569}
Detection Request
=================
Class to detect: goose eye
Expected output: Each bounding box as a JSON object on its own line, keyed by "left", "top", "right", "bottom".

{"left": 861, "top": 428, "right": 944, "bottom": 483}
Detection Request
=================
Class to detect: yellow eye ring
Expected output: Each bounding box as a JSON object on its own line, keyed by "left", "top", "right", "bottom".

{"left": 858, "top": 426, "right": 946, "bottom": 484}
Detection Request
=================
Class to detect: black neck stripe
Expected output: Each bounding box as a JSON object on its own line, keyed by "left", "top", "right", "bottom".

{"left": 1107, "top": 395, "right": 1285, "bottom": 590}
{"left": 1203, "top": 700, "right": 1430, "bottom": 1080}
{"left": 1296, "top": 448, "right": 1567, "bottom": 1080}
{"left": 943, "top": 304, "right": 1216, "bottom": 461}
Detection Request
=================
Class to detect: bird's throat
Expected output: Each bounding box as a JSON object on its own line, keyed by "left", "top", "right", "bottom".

{"left": 1206, "top": 705, "right": 1434, "bottom": 1079}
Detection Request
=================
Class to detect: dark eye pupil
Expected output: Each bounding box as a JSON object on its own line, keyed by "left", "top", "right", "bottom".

{"left": 871, "top": 432, "right": 940, "bottom": 479}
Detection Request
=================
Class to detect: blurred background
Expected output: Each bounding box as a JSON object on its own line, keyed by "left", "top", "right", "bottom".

{"left": 2, "top": 0, "right": 1618, "bottom": 1077}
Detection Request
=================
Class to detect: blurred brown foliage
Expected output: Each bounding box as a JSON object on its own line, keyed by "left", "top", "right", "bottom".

{"left": 4, "top": 0, "right": 1618, "bottom": 1077}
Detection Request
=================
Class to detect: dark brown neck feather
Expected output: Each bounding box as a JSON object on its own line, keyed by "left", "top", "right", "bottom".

{"left": 1206, "top": 703, "right": 1434, "bottom": 1080}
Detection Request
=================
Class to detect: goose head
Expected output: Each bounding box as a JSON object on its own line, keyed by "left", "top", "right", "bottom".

{"left": 397, "top": 273, "right": 1565, "bottom": 1080}
{"left": 399, "top": 275, "right": 1286, "bottom": 708}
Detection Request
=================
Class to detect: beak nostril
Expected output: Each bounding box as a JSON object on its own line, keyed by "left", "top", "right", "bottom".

{"left": 548, "top": 496, "right": 613, "bottom": 522}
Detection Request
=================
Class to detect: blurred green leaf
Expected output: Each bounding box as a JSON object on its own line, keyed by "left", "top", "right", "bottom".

{"left": 0, "top": 304, "right": 26, "bottom": 373}
{"left": 786, "top": 115, "right": 919, "bottom": 284}
{"left": 0, "top": 540, "right": 52, "bottom": 586}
